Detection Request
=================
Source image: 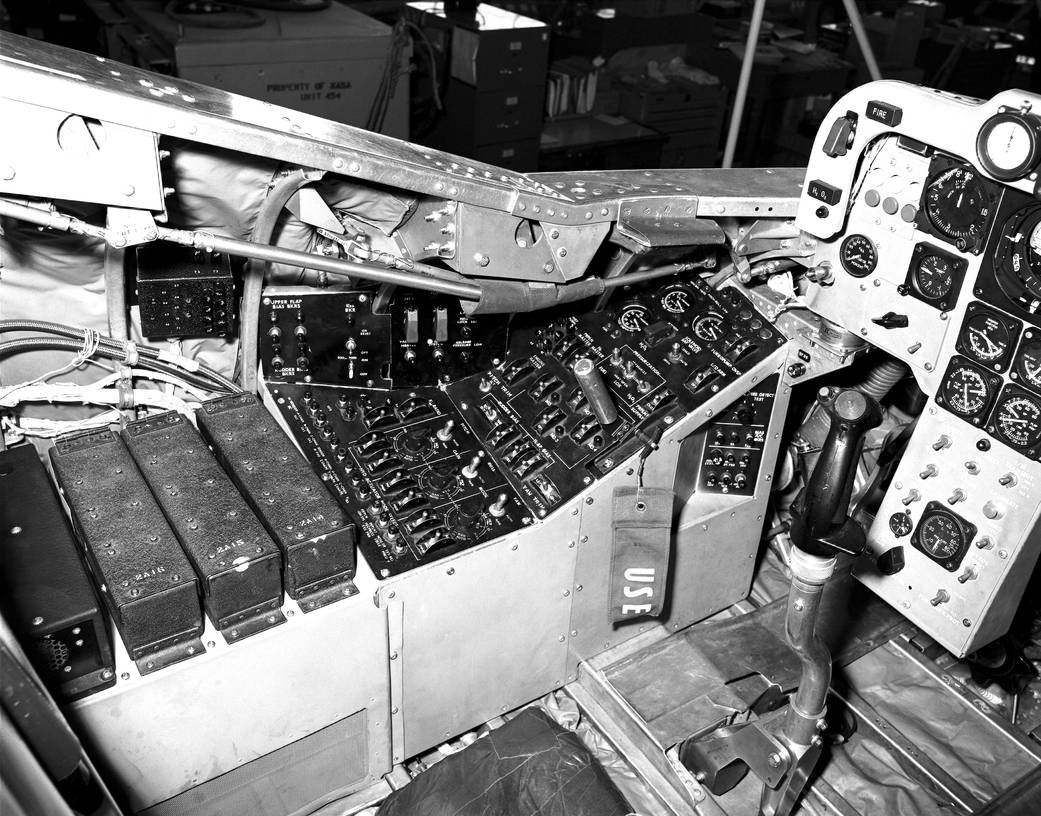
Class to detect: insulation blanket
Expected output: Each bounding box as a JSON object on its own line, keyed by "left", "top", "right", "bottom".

{"left": 375, "top": 707, "right": 632, "bottom": 816}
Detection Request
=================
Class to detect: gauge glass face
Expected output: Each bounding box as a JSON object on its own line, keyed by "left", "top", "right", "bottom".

{"left": 996, "top": 208, "right": 1041, "bottom": 312}
{"left": 617, "top": 303, "right": 650, "bottom": 333}
{"left": 962, "top": 312, "right": 1011, "bottom": 363}
{"left": 994, "top": 392, "right": 1041, "bottom": 449}
{"left": 925, "top": 166, "right": 989, "bottom": 242}
{"left": 982, "top": 120, "right": 1033, "bottom": 171}
{"left": 660, "top": 288, "right": 692, "bottom": 314}
{"left": 889, "top": 512, "right": 912, "bottom": 538}
{"left": 941, "top": 364, "right": 991, "bottom": 416}
{"left": 913, "top": 254, "right": 955, "bottom": 300}
{"left": 918, "top": 512, "right": 966, "bottom": 560}
{"left": 692, "top": 312, "right": 726, "bottom": 342}
{"left": 839, "top": 234, "right": 877, "bottom": 278}
{"left": 1014, "top": 337, "right": 1041, "bottom": 392}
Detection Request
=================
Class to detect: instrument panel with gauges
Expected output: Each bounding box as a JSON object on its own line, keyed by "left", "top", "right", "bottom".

{"left": 797, "top": 82, "right": 1041, "bottom": 657}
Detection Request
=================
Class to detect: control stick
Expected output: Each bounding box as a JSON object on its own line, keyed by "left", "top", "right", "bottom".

{"left": 760, "top": 387, "right": 881, "bottom": 816}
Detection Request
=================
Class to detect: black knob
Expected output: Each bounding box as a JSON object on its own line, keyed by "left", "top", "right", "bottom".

{"left": 877, "top": 547, "right": 905, "bottom": 575}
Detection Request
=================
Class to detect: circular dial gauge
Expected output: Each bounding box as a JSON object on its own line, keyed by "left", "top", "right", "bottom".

{"left": 889, "top": 512, "right": 913, "bottom": 538}
{"left": 925, "top": 166, "right": 990, "bottom": 244}
{"left": 839, "top": 234, "right": 878, "bottom": 278}
{"left": 995, "top": 207, "right": 1041, "bottom": 313}
{"left": 977, "top": 111, "right": 1041, "bottom": 181}
{"left": 918, "top": 512, "right": 967, "bottom": 561}
{"left": 660, "top": 287, "right": 693, "bottom": 314}
{"left": 617, "top": 303, "right": 650, "bottom": 333}
{"left": 1013, "top": 336, "right": 1041, "bottom": 392}
{"left": 993, "top": 392, "right": 1041, "bottom": 449}
{"left": 692, "top": 312, "right": 726, "bottom": 342}
{"left": 962, "top": 312, "right": 1012, "bottom": 363}
{"left": 913, "top": 253, "right": 956, "bottom": 300}
{"left": 941, "top": 364, "right": 992, "bottom": 417}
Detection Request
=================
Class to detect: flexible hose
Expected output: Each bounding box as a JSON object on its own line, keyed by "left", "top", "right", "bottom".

{"left": 240, "top": 168, "right": 324, "bottom": 393}
{"left": 859, "top": 358, "right": 907, "bottom": 402}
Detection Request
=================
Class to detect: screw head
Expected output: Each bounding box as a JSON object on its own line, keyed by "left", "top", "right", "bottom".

{"left": 768, "top": 752, "right": 782, "bottom": 767}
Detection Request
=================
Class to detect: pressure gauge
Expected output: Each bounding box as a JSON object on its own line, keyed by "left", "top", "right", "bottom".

{"left": 976, "top": 110, "right": 1041, "bottom": 181}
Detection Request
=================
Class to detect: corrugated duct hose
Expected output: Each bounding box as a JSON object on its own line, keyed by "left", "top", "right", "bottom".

{"left": 857, "top": 358, "right": 908, "bottom": 402}
{"left": 240, "top": 168, "right": 325, "bottom": 393}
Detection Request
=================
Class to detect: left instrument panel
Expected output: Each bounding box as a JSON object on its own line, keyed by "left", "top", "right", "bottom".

{"left": 267, "top": 276, "right": 786, "bottom": 576}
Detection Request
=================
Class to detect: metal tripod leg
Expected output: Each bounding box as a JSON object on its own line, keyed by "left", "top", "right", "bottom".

{"left": 722, "top": 0, "right": 882, "bottom": 168}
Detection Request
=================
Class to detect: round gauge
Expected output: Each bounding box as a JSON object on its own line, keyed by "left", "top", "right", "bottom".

{"left": 976, "top": 111, "right": 1041, "bottom": 181}
{"left": 839, "top": 234, "right": 878, "bottom": 278}
{"left": 1013, "top": 335, "right": 1041, "bottom": 392}
{"left": 940, "top": 364, "right": 992, "bottom": 417}
{"left": 692, "top": 312, "right": 726, "bottom": 342}
{"left": 925, "top": 165, "right": 990, "bottom": 245}
{"left": 889, "top": 512, "right": 913, "bottom": 538}
{"left": 961, "top": 312, "right": 1012, "bottom": 363}
{"left": 993, "top": 391, "right": 1041, "bottom": 449}
{"left": 617, "top": 303, "right": 650, "bottom": 333}
{"left": 917, "top": 511, "right": 967, "bottom": 561}
{"left": 912, "top": 253, "right": 956, "bottom": 301}
{"left": 660, "top": 287, "right": 693, "bottom": 314}
{"left": 994, "top": 206, "right": 1041, "bottom": 314}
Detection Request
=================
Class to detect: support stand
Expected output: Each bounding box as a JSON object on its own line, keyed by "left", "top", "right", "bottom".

{"left": 722, "top": 0, "right": 882, "bottom": 168}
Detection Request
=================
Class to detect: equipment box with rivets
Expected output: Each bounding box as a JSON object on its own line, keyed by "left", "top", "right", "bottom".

{"left": 122, "top": 411, "right": 286, "bottom": 640}
{"left": 50, "top": 429, "right": 204, "bottom": 674}
{"left": 197, "top": 393, "right": 357, "bottom": 610}
{"left": 0, "top": 444, "right": 115, "bottom": 699}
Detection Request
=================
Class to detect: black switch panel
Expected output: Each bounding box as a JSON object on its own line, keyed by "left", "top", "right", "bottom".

{"left": 268, "top": 384, "right": 527, "bottom": 578}
{"left": 696, "top": 375, "right": 778, "bottom": 496}
{"left": 136, "top": 245, "right": 235, "bottom": 339}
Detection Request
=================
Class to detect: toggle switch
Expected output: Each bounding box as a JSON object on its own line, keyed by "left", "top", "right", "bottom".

{"left": 488, "top": 493, "right": 509, "bottom": 517}
{"left": 462, "top": 452, "right": 485, "bottom": 479}
{"left": 920, "top": 464, "right": 938, "bottom": 479}
{"left": 436, "top": 419, "right": 455, "bottom": 442}
{"left": 982, "top": 501, "right": 1002, "bottom": 520}
{"left": 932, "top": 435, "right": 952, "bottom": 451}
{"left": 975, "top": 536, "right": 994, "bottom": 550}
{"left": 998, "top": 473, "right": 1017, "bottom": 487}
{"left": 957, "top": 567, "right": 977, "bottom": 584}
{"left": 901, "top": 489, "right": 921, "bottom": 506}
{"left": 930, "top": 589, "right": 950, "bottom": 606}
{"left": 947, "top": 488, "right": 966, "bottom": 505}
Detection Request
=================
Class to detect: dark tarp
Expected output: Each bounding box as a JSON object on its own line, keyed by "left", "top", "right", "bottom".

{"left": 375, "top": 707, "right": 633, "bottom": 816}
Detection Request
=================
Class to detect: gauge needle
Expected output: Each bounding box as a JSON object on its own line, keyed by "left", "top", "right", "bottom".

{"left": 957, "top": 193, "right": 964, "bottom": 208}
{"left": 1026, "top": 361, "right": 1041, "bottom": 379}
{"left": 1005, "top": 417, "right": 1029, "bottom": 425}
{"left": 970, "top": 328, "right": 999, "bottom": 353}
{"left": 963, "top": 384, "right": 970, "bottom": 405}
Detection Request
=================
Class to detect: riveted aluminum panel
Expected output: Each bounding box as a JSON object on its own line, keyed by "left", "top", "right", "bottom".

{"left": 376, "top": 508, "right": 579, "bottom": 760}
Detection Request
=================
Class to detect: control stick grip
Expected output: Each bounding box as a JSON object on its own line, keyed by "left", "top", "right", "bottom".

{"left": 789, "top": 388, "right": 882, "bottom": 557}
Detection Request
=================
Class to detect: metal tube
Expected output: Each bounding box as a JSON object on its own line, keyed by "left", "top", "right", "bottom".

{"left": 783, "top": 574, "right": 832, "bottom": 746}
{"left": 841, "top": 0, "right": 883, "bottom": 82}
{"left": 158, "top": 229, "right": 483, "bottom": 301}
{"left": 722, "top": 0, "right": 767, "bottom": 168}
{"left": 0, "top": 197, "right": 482, "bottom": 300}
